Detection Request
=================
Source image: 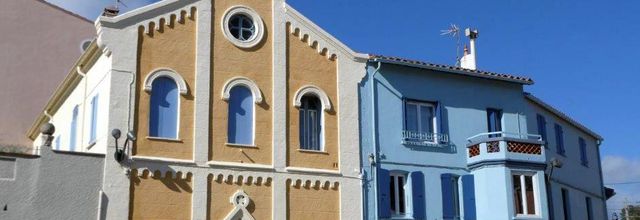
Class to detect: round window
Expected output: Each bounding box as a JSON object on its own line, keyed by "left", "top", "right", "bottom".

{"left": 228, "top": 14, "right": 255, "bottom": 41}
{"left": 222, "top": 6, "right": 264, "bottom": 48}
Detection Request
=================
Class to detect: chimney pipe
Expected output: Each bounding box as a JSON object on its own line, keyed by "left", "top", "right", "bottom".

{"left": 460, "top": 28, "right": 479, "bottom": 70}
{"left": 102, "top": 6, "right": 119, "bottom": 17}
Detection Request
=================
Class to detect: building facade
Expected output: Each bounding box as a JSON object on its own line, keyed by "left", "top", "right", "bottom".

{"left": 21, "top": 0, "right": 608, "bottom": 220}
{"left": 359, "top": 55, "right": 607, "bottom": 220}
{"left": 28, "top": 0, "right": 367, "bottom": 219}
{"left": 0, "top": 0, "right": 95, "bottom": 153}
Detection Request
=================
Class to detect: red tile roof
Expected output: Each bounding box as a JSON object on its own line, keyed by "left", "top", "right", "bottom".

{"left": 369, "top": 54, "right": 534, "bottom": 85}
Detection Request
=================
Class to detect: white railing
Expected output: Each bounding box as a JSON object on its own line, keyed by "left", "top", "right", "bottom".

{"left": 466, "top": 131, "right": 542, "bottom": 143}
{"left": 401, "top": 130, "right": 449, "bottom": 146}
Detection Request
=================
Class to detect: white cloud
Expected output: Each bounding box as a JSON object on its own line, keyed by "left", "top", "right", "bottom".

{"left": 603, "top": 156, "right": 640, "bottom": 219}
{"left": 603, "top": 156, "right": 640, "bottom": 184}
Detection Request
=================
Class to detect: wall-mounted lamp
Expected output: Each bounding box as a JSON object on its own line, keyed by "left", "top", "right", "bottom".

{"left": 368, "top": 153, "right": 376, "bottom": 166}
{"left": 111, "top": 129, "right": 136, "bottom": 162}
{"left": 547, "top": 158, "right": 563, "bottom": 183}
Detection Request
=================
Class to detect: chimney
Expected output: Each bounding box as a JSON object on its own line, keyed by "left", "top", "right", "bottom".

{"left": 459, "top": 28, "right": 479, "bottom": 70}
{"left": 102, "top": 6, "right": 120, "bottom": 17}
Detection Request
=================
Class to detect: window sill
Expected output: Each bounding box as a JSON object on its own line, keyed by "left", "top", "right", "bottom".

{"left": 207, "top": 161, "right": 274, "bottom": 170}
{"left": 225, "top": 143, "right": 257, "bottom": 148}
{"left": 297, "top": 149, "right": 328, "bottom": 154}
{"left": 285, "top": 166, "right": 340, "bottom": 175}
{"left": 146, "top": 136, "right": 183, "bottom": 142}
{"left": 512, "top": 214, "right": 542, "bottom": 220}
{"left": 131, "top": 156, "right": 195, "bottom": 164}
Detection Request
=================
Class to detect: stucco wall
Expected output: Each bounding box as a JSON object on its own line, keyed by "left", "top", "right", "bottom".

{"left": 359, "top": 63, "right": 534, "bottom": 219}
{"left": 525, "top": 100, "right": 606, "bottom": 219}
{"left": 0, "top": 0, "right": 95, "bottom": 150}
{"left": 287, "top": 183, "right": 340, "bottom": 220}
{"left": 207, "top": 175, "right": 272, "bottom": 220}
{"left": 210, "top": 0, "right": 273, "bottom": 165}
{"left": 0, "top": 146, "right": 104, "bottom": 220}
{"left": 129, "top": 172, "right": 193, "bottom": 220}
{"left": 42, "top": 54, "right": 112, "bottom": 155}
{"left": 134, "top": 12, "right": 197, "bottom": 160}
{"left": 286, "top": 25, "right": 339, "bottom": 170}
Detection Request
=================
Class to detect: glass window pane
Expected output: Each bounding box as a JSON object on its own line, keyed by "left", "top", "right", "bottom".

{"left": 228, "top": 86, "right": 254, "bottom": 145}
{"left": 420, "top": 106, "right": 434, "bottom": 134}
{"left": 513, "top": 175, "right": 523, "bottom": 214}
{"left": 390, "top": 176, "right": 396, "bottom": 213}
{"left": 150, "top": 77, "right": 178, "bottom": 139}
{"left": 309, "top": 110, "right": 318, "bottom": 150}
{"left": 299, "top": 109, "right": 306, "bottom": 148}
{"left": 525, "top": 176, "right": 536, "bottom": 214}
{"left": 398, "top": 176, "right": 406, "bottom": 214}
{"left": 406, "top": 104, "right": 418, "bottom": 132}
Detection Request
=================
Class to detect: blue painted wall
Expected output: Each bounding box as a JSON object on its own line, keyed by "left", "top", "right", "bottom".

{"left": 360, "top": 62, "right": 538, "bottom": 220}
{"left": 525, "top": 101, "right": 607, "bottom": 220}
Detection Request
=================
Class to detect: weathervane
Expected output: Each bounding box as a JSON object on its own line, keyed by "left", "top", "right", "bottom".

{"left": 440, "top": 24, "right": 462, "bottom": 66}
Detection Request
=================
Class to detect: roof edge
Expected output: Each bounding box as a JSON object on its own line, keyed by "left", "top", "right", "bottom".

{"left": 26, "top": 40, "right": 102, "bottom": 140}
{"left": 36, "top": 0, "right": 93, "bottom": 24}
{"left": 524, "top": 92, "right": 603, "bottom": 141}
{"left": 370, "top": 55, "right": 534, "bottom": 85}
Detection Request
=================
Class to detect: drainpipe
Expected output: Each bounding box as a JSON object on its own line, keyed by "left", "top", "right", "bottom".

{"left": 76, "top": 66, "right": 87, "bottom": 151}
{"left": 370, "top": 61, "right": 382, "bottom": 220}
{"left": 595, "top": 140, "right": 608, "bottom": 220}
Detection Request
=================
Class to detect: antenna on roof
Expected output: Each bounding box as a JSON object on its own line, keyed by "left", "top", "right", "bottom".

{"left": 440, "top": 24, "right": 462, "bottom": 66}
{"left": 115, "top": 0, "right": 129, "bottom": 10}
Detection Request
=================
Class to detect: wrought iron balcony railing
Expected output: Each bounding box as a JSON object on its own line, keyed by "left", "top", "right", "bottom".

{"left": 401, "top": 130, "right": 449, "bottom": 146}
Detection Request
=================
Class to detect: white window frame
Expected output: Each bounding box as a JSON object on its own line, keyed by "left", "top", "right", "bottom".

{"left": 390, "top": 172, "right": 408, "bottom": 217}
{"left": 225, "top": 84, "right": 257, "bottom": 147}
{"left": 406, "top": 101, "right": 438, "bottom": 142}
{"left": 511, "top": 172, "right": 540, "bottom": 217}
{"left": 293, "top": 85, "right": 331, "bottom": 152}
{"left": 221, "top": 5, "right": 265, "bottom": 49}
{"left": 144, "top": 69, "right": 187, "bottom": 140}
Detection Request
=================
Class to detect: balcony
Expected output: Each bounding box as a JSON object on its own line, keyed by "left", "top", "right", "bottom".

{"left": 466, "top": 132, "right": 546, "bottom": 167}
{"left": 401, "top": 130, "right": 449, "bottom": 147}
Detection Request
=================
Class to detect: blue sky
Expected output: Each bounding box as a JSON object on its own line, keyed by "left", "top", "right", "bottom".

{"left": 48, "top": 0, "right": 639, "bottom": 217}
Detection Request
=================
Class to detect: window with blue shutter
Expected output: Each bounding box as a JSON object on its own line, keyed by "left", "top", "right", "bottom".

{"left": 377, "top": 168, "right": 392, "bottom": 218}
{"left": 579, "top": 138, "right": 588, "bottom": 166}
{"left": 462, "top": 175, "right": 476, "bottom": 220}
{"left": 411, "top": 171, "right": 426, "bottom": 220}
{"left": 70, "top": 105, "right": 78, "bottom": 151}
{"left": 227, "top": 86, "right": 254, "bottom": 145}
{"left": 487, "top": 109, "right": 502, "bottom": 137}
{"left": 441, "top": 173, "right": 460, "bottom": 220}
{"left": 89, "top": 94, "right": 99, "bottom": 144}
{"left": 149, "top": 77, "right": 179, "bottom": 139}
{"left": 554, "top": 124, "right": 565, "bottom": 155}
{"left": 536, "top": 114, "right": 547, "bottom": 146}
{"left": 299, "top": 95, "right": 322, "bottom": 151}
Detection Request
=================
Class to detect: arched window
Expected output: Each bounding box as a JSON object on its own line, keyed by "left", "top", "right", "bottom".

{"left": 227, "top": 86, "right": 254, "bottom": 145}
{"left": 299, "top": 95, "right": 322, "bottom": 151}
{"left": 149, "top": 77, "right": 179, "bottom": 139}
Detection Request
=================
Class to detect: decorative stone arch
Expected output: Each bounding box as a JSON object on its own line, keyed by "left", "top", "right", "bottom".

{"left": 293, "top": 85, "right": 332, "bottom": 111}
{"left": 221, "top": 76, "right": 263, "bottom": 104}
{"left": 143, "top": 68, "right": 188, "bottom": 95}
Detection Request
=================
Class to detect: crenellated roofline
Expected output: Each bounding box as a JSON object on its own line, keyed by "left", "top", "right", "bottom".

{"left": 284, "top": 3, "right": 368, "bottom": 62}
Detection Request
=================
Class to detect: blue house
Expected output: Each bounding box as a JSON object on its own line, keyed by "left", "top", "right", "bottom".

{"left": 360, "top": 32, "right": 607, "bottom": 220}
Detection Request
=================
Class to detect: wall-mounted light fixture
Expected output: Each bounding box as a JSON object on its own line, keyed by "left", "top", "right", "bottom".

{"left": 111, "top": 129, "right": 136, "bottom": 162}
